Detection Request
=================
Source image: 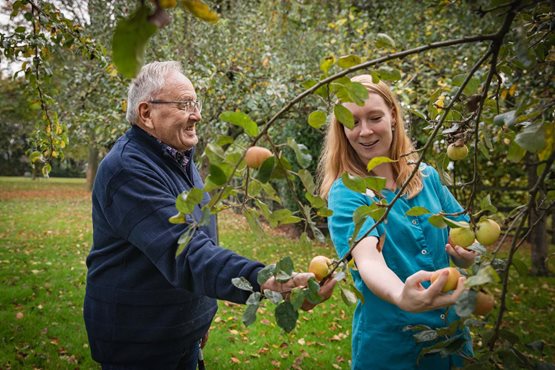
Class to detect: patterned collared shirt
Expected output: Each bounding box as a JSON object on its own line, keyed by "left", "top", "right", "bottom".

{"left": 159, "top": 141, "right": 191, "bottom": 170}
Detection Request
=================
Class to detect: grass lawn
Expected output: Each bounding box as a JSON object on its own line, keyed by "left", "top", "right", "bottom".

{"left": 0, "top": 176, "right": 553, "bottom": 369}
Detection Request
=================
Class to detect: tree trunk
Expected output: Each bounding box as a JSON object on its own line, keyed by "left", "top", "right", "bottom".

{"left": 86, "top": 145, "right": 99, "bottom": 191}
{"left": 527, "top": 154, "right": 549, "bottom": 276}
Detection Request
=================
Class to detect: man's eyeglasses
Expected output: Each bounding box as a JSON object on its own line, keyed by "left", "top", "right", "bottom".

{"left": 149, "top": 99, "right": 202, "bottom": 113}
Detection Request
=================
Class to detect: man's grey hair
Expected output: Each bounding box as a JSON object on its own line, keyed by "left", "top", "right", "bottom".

{"left": 126, "top": 61, "right": 183, "bottom": 125}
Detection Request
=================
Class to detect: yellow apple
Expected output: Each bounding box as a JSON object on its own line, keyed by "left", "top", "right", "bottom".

{"left": 449, "top": 223, "right": 475, "bottom": 248}
{"left": 473, "top": 291, "right": 495, "bottom": 316}
{"left": 245, "top": 146, "right": 273, "bottom": 169}
{"left": 308, "top": 255, "right": 332, "bottom": 281}
{"left": 430, "top": 267, "right": 461, "bottom": 292}
{"left": 447, "top": 143, "right": 469, "bottom": 161}
{"left": 475, "top": 219, "right": 501, "bottom": 246}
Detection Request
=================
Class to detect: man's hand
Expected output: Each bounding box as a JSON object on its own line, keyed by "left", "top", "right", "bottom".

{"left": 260, "top": 272, "right": 337, "bottom": 311}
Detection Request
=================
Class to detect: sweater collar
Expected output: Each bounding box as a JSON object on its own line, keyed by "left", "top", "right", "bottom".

{"left": 127, "top": 125, "right": 196, "bottom": 164}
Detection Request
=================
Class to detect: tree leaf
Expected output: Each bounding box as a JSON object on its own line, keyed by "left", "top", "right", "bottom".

{"left": 406, "top": 206, "right": 430, "bottom": 217}
{"left": 307, "top": 110, "right": 327, "bottom": 129}
{"left": 289, "top": 287, "right": 306, "bottom": 311}
{"left": 375, "top": 33, "right": 396, "bottom": 48}
{"left": 255, "top": 156, "right": 275, "bottom": 184}
{"left": 232, "top": 277, "right": 254, "bottom": 292}
{"left": 455, "top": 289, "right": 477, "bottom": 317}
{"left": 428, "top": 214, "right": 448, "bottom": 228}
{"left": 243, "top": 302, "right": 259, "bottom": 326}
{"left": 168, "top": 212, "right": 186, "bottom": 224}
{"left": 257, "top": 264, "right": 276, "bottom": 286}
{"left": 340, "top": 287, "right": 358, "bottom": 306}
{"left": 465, "top": 265, "right": 500, "bottom": 288}
{"left": 175, "top": 188, "right": 204, "bottom": 214}
{"left": 337, "top": 54, "right": 362, "bottom": 69}
{"left": 507, "top": 140, "right": 527, "bottom": 163}
{"left": 341, "top": 172, "right": 366, "bottom": 193}
{"left": 275, "top": 256, "right": 294, "bottom": 277}
{"left": 287, "top": 138, "right": 312, "bottom": 168}
{"left": 515, "top": 122, "right": 546, "bottom": 153}
{"left": 298, "top": 169, "right": 316, "bottom": 194}
{"left": 306, "top": 278, "right": 322, "bottom": 304}
{"left": 207, "top": 164, "right": 227, "bottom": 185}
{"left": 334, "top": 104, "right": 354, "bottom": 129}
{"left": 367, "top": 156, "right": 397, "bottom": 172}
{"left": 112, "top": 6, "right": 157, "bottom": 78}
{"left": 377, "top": 66, "right": 402, "bottom": 81}
{"left": 219, "top": 111, "right": 258, "bottom": 137}
{"left": 275, "top": 301, "right": 298, "bottom": 333}
{"left": 264, "top": 289, "right": 283, "bottom": 304}
{"left": 181, "top": 0, "right": 220, "bottom": 23}
{"left": 320, "top": 55, "right": 335, "bottom": 74}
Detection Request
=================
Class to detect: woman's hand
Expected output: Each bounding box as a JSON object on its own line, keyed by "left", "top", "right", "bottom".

{"left": 446, "top": 243, "right": 477, "bottom": 268}
{"left": 394, "top": 269, "right": 466, "bottom": 313}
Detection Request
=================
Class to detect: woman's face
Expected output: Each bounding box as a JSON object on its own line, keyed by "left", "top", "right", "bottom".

{"left": 342, "top": 93, "right": 395, "bottom": 166}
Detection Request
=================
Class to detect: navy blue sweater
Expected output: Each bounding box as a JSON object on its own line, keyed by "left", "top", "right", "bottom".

{"left": 84, "top": 125, "right": 264, "bottom": 368}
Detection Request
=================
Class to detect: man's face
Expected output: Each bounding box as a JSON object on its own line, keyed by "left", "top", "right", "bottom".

{"left": 143, "top": 71, "right": 201, "bottom": 151}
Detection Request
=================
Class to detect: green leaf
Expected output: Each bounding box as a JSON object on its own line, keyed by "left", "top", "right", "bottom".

{"left": 276, "top": 256, "right": 294, "bottom": 277}
{"left": 219, "top": 111, "right": 259, "bottom": 137}
{"left": 406, "top": 206, "right": 430, "bottom": 217}
{"left": 413, "top": 329, "right": 439, "bottom": 343}
{"left": 287, "top": 138, "right": 312, "bottom": 168}
{"left": 337, "top": 54, "right": 362, "bottom": 69}
{"left": 442, "top": 217, "right": 470, "bottom": 229}
{"left": 175, "top": 188, "right": 204, "bottom": 214}
{"left": 176, "top": 226, "right": 196, "bottom": 258}
{"left": 255, "top": 156, "right": 276, "bottom": 184}
{"left": 377, "top": 66, "right": 402, "bottom": 81}
{"left": 515, "top": 122, "right": 546, "bottom": 153}
{"left": 243, "top": 301, "right": 259, "bottom": 326}
{"left": 365, "top": 176, "right": 387, "bottom": 193}
{"left": 334, "top": 104, "right": 354, "bottom": 129}
{"left": 168, "top": 212, "right": 186, "bottom": 224}
{"left": 275, "top": 301, "right": 298, "bottom": 333}
{"left": 263, "top": 289, "right": 283, "bottom": 304}
{"left": 29, "top": 151, "right": 42, "bottom": 163}
{"left": 375, "top": 33, "right": 396, "bottom": 48}
{"left": 340, "top": 287, "right": 358, "bottom": 306}
{"left": 479, "top": 195, "right": 497, "bottom": 214}
{"left": 507, "top": 140, "right": 527, "bottom": 163}
{"left": 112, "top": 6, "right": 157, "bottom": 78}
{"left": 465, "top": 265, "right": 500, "bottom": 288}
{"left": 207, "top": 164, "right": 227, "bottom": 185}
{"left": 181, "top": 0, "right": 220, "bottom": 23}
{"left": 306, "top": 278, "right": 322, "bottom": 304}
{"left": 320, "top": 55, "right": 335, "bottom": 74}
{"left": 232, "top": 277, "right": 254, "bottom": 292}
{"left": 289, "top": 287, "right": 306, "bottom": 311}
{"left": 298, "top": 169, "right": 316, "bottom": 194}
{"left": 367, "top": 156, "right": 397, "bottom": 172}
{"left": 428, "top": 214, "right": 448, "bottom": 228}
{"left": 305, "top": 192, "right": 325, "bottom": 208}
{"left": 341, "top": 172, "right": 366, "bottom": 193}
{"left": 257, "top": 264, "right": 276, "bottom": 286}
{"left": 455, "top": 289, "right": 477, "bottom": 317}
{"left": 510, "top": 257, "right": 529, "bottom": 276}
{"left": 244, "top": 208, "right": 264, "bottom": 235}
{"left": 452, "top": 74, "right": 480, "bottom": 95}
{"left": 493, "top": 111, "right": 516, "bottom": 127}
{"left": 307, "top": 110, "right": 327, "bottom": 129}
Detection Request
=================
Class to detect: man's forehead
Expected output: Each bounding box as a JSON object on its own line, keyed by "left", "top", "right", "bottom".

{"left": 162, "top": 72, "right": 196, "bottom": 96}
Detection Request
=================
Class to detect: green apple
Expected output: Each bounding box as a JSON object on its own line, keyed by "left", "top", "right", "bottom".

{"left": 449, "top": 223, "right": 475, "bottom": 248}
{"left": 447, "top": 143, "right": 469, "bottom": 161}
{"left": 476, "top": 219, "right": 501, "bottom": 246}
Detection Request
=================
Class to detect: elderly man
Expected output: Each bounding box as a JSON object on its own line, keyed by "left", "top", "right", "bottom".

{"left": 84, "top": 61, "right": 335, "bottom": 369}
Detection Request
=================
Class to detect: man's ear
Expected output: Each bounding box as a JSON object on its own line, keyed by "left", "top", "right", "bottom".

{"left": 138, "top": 102, "right": 154, "bottom": 130}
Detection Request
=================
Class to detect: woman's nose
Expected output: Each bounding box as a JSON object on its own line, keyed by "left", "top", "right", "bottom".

{"left": 359, "top": 122, "right": 373, "bottom": 135}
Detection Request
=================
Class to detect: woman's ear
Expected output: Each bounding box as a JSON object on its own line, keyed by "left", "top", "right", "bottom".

{"left": 138, "top": 102, "right": 154, "bottom": 130}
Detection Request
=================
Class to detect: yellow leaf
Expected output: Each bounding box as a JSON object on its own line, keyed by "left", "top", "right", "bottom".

{"left": 181, "top": 0, "right": 219, "bottom": 23}
{"left": 509, "top": 84, "right": 517, "bottom": 96}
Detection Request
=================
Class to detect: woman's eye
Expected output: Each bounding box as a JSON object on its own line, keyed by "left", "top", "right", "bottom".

{"left": 370, "top": 116, "right": 382, "bottom": 121}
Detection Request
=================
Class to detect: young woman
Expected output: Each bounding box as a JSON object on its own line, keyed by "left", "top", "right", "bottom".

{"left": 318, "top": 75, "right": 475, "bottom": 369}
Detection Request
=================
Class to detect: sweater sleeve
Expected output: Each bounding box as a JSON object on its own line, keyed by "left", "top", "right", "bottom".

{"left": 101, "top": 167, "right": 264, "bottom": 304}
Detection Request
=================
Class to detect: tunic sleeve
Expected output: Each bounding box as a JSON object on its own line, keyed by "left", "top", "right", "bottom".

{"left": 327, "top": 179, "right": 381, "bottom": 259}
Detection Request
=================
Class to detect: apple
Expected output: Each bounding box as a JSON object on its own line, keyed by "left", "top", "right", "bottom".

{"left": 159, "top": 0, "right": 177, "bottom": 8}
{"left": 447, "top": 143, "right": 469, "bottom": 161}
{"left": 449, "top": 223, "right": 475, "bottom": 248}
{"left": 245, "top": 146, "right": 273, "bottom": 169}
{"left": 476, "top": 219, "right": 501, "bottom": 246}
{"left": 430, "top": 267, "right": 461, "bottom": 292}
{"left": 473, "top": 291, "right": 495, "bottom": 316}
{"left": 308, "top": 255, "right": 332, "bottom": 281}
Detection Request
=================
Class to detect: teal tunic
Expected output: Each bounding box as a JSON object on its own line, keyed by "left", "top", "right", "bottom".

{"left": 328, "top": 164, "right": 473, "bottom": 370}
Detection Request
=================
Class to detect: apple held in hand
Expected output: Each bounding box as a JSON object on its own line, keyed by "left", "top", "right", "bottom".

{"left": 430, "top": 267, "right": 461, "bottom": 292}
{"left": 245, "top": 146, "right": 273, "bottom": 169}
{"left": 475, "top": 219, "right": 501, "bottom": 246}
{"left": 449, "top": 223, "right": 475, "bottom": 248}
{"left": 308, "top": 255, "right": 332, "bottom": 281}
